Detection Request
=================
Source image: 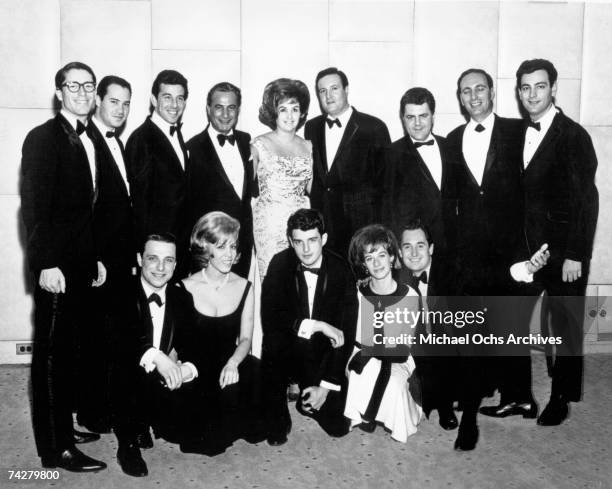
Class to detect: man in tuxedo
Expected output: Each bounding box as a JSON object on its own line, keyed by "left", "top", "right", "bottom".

{"left": 444, "top": 68, "right": 526, "bottom": 450}
{"left": 114, "top": 233, "right": 200, "bottom": 477}
{"left": 126, "top": 70, "right": 190, "bottom": 277}
{"left": 516, "top": 59, "right": 599, "bottom": 426}
{"left": 383, "top": 87, "right": 454, "bottom": 255}
{"left": 397, "top": 220, "right": 458, "bottom": 432}
{"left": 186, "top": 82, "right": 253, "bottom": 278}
{"left": 21, "top": 61, "right": 107, "bottom": 472}
{"left": 77, "top": 75, "right": 134, "bottom": 434}
{"left": 305, "top": 67, "right": 391, "bottom": 257}
{"left": 261, "top": 209, "right": 358, "bottom": 445}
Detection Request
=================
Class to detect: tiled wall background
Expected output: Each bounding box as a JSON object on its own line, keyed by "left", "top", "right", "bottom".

{"left": 1, "top": 0, "right": 611, "bottom": 352}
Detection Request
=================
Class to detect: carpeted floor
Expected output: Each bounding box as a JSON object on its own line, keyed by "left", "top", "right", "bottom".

{"left": 1, "top": 353, "right": 611, "bottom": 489}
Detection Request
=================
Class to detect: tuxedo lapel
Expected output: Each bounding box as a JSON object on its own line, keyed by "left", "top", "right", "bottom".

{"left": 524, "top": 112, "right": 561, "bottom": 172}
{"left": 137, "top": 285, "right": 155, "bottom": 344}
{"left": 89, "top": 122, "right": 129, "bottom": 197}
{"left": 313, "top": 118, "right": 329, "bottom": 177}
{"left": 404, "top": 137, "right": 439, "bottom": 192}
{"left": 203, "top": 129, "right": 240, "bottom": 199}
{"left": 456, "top": 124, "right": 480, "bottom": 188}
{"left": 311, "top": 256, "right": 329, "bottom": 319}
{"left": 159, "top": 292, "right": 175, "bottom": 353}
{"left": 147, "top": 118, "right": 185, "bottom": 175}
{"left": 482, "top": 119, "right": 498, "bottom": 179}
{"left": 333, "top": 110, "right": 359, "bottom": 168}
{"left": 294, "top": 267, "right": 310, "bottom": 318}
{"left": 236, "top": 132, "right": 252, "bottom": 201}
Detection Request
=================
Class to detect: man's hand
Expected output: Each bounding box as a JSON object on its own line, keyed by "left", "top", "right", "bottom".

{"left": 39, "top": 267, "right": 66, "bottom": 293}
{"left": 562, "top": 259, "right": 582, "bottom": 283}
{"left": 314, "top": 321, "right": 344, "bottom": 348}
{"left": 153, "top": 352, "right": 183, "bottom": 390}
{"left": 526, "top": 243, "right": 550, "bottom": 274}
{"left": 301, "top": 386, "right": 329, "bottom": 412}
{"left": 92, "top": 261, "right": 107, "bottom": 287}
{"left": 219, "top": 359, "right": 239, "bottom": 389}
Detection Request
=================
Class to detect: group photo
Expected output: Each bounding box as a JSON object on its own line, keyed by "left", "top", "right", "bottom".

{"left": 1, "top": 1, "right": 611, "bottom": 488}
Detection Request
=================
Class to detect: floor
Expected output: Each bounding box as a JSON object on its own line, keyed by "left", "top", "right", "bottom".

{"left": 1, "top": 353, "right": 611, "bottom": 489}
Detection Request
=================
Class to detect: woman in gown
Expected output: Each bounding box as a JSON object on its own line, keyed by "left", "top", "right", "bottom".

{"left": 181, "top": 211, "right": 264, "bottom": 456}
{"left": 344, "top": 224, "right": 423, "bottom": 443}
{"left": 252, "top": 78, "right": 312, "bottom": 279}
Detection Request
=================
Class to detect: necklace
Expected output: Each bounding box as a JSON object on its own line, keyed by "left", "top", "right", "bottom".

{"left": 201, "top": 268, "right": 230, "bottom": 291}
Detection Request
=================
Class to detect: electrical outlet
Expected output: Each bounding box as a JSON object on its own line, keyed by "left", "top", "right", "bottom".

{"left": 16, "top": 342, "right": 33, "bottom": 355}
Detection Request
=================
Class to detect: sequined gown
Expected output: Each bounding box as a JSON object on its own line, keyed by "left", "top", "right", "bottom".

{"left": 252, "top": 137, "right": 312, "bottom": 279}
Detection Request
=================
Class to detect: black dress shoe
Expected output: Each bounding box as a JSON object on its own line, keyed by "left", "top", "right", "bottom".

{"left": 358, "top": 420, "right": 377, "bottom": 433}
{"left": 117, "top": 444, "right": 148, "bottom": 477}
{"left": 287, "top": 383, "right": 300, "bottom": 402}
{"left": 438, "top": 409, "right": 458, "bottom": 430}
{"left": 136, "top": 431, "right": 154, "bottom": 449}
{"left": 266, "top": 419, "right": 291, "bottom": 446}
{"left": 79, "top": 418, "right": 111, "bottom": 434}
{"left": 42, "top": 447, "right": 107, "bottom": 472}
{"left": 73, "top": 429, "right": 101, "bottom": 444}
{"left": 454, "top": 424, "right": 479, "bottom": 451}
{"left": 180, "top": 438, "right": 230, "bottom": 457}
{"left": 480, "top": 401, "right": 538, "bottom": 419}
{"left": 537, "top": 399, "right": 569, "bottom": 426}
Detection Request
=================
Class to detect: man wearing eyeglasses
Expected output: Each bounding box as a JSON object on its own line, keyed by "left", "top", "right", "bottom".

{"left": 21, "top": 61, "right": 107, "bottom": 472}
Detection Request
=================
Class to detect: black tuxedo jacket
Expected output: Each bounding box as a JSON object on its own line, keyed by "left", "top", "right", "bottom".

{"left": 261, "top": 248, "right": 358, "bottom": 387}
{"left": 521, "top": 108, "right": 598, "bottom": 281}
{"left": 88, "top": 122, "right": 134, "bottom": 271}
{"left": 126, "top": 117, "right": 188, "bottom": 253}
{"left": 305, "top": 109, "right": 391, "bottom": 256}
{"left": 382, "top": 134, "right": 455, "bottom": 254}
{"left": 445, "top": 115, "right": 524, "bottom": 294}
{"left": 186, "top": 127, "right": 253, "bottom": 277}
{"left": 21, "top": 113, "right": 97, "bottom": 279}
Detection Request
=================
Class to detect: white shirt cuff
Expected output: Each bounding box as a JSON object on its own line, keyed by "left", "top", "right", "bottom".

{"left": 298, "top": 319, "right": 316, "bottom": 339}
{"left": 181, "top": 362, "right": 198, "bottom": 382}
{"left": 320, "top": 380, "right": 341, "bottom": 392}
{"left": 140, "top": 347, "right": 159, "bottom": 373}
{"left": 510, "top": 261, "right": 534, "bottom": 283}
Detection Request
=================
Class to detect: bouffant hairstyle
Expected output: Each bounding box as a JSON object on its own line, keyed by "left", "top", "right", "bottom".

{"left": 348, "top": 224, "right": 400, "bottom": 278}
{"left": 258, "top": 78, "right": 310, "bottom": 130}
{"left": 190, "top": 211, "right": 240, "bottom": 270}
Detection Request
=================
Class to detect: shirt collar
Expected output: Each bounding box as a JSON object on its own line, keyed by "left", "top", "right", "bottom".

{"left": 410, "top": 134, "right": 435, "bottom": 145}
{"left": 532, "top": 104, "right": 558, "bottom": 133}
{"left": 328, "top": 106, "right": 353, "bottom": 126}
{"left": 467, "top": 111, "right": 495, "bottom": 131}
{"left": 60, "top": 109, "right": 87, "bottom": 131}
{"left": 92, "top": 114, "right": 113, "bottom": 135}
{"left": 207, "top": 124, "right": 235, "bottom": 139}
{"left": 299, "top": 253, "right": 323, "bottom": 270}
{"left": 141, "top": 277, "right": 167, "bottom": 304}
{"left": 151, "top": 111, "right": 175, "bottom": 135}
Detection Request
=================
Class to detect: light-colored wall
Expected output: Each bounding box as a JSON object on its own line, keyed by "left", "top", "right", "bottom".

{"left": 1, "top": 0, "right": 611, "bottom": 361}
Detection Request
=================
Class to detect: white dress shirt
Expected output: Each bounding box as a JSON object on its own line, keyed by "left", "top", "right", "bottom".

{"left": 208, "top": 125, "right": 244, "bottom": 198}
{"left": 523, "top": 104, "right": 558, "bottom": 168}
{"left": 462, "top": 112, "right": 495, "bottom": 186}
{"left": 412, "top": 136, "right": 442, "bottom": 190}
{"left": 60, "top": 109, "right": 96, "bottom": 190}
{"left": 151, "top": 111, "right": 186, "bottom": 169}
{"left": 91, "top": 115, "right": 130, "bottom": 194}
{"left": 325, "top": 106, "right": 353, "bottom": 170}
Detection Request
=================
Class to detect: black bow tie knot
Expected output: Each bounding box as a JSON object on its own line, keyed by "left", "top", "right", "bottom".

{"left": 528, "top": 120, "right": 541, "bottom": 131}
{"left": 217, "top": 133, "right": 236, "bottom": 146}
{"left": 414, "top": 139, "right": 434, "bottom": 149}
{"left": 148, "top": 293, "right": 163, "bottom": 307}
{"left": 326, "top": 118, "right": 342, "bottom": 129}
{"left": 300, "top": 264, "right": 320, "bottom": 275}
{"left": 105, "top": 130, "right": 115, "bottom": 138}
{"left": 474, "top": 123, "right": 485, "bottom": 133}
{"left": 76, "top": 120, "right": 87, "bottom": 135}
{"left": 169, "top": 123, "right": 183, "bottom": 136}
{"left": 415, "top": 271, "right": 428, "bottom": 285}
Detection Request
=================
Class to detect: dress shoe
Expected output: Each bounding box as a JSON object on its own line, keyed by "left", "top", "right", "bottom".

{"left": 41, "top": 447, "right": 107, "bottom": 472}
{"left": 79, "top": 418, "right": 111, "bottom": 434}
{"left": 266, "top": 421, "right": 291, "bottom": 446}
{"left": 454, "top": 423, "right": 479, "bottom": 451}
{"left": 180, "top": 438, "right": 230, "bottom": 457}
{"left": 117, "top": 444, "right": 148, "bottom": 477}
{"left": 287, "top": 383, "right": 300, "bottom": 402}
{"left": 136, "top": 431, "right": 154, "bottom": 449}
{"left": 537, "top": 399, "right": 569, "bottom": 426}
{"left": 438, "top": 409, "right": 458, "bottom": 430}
{"left": 358, "top": 420, "right": 377, "bottom": 433}
{"left": 73, "top": 429, "right": 101, "bottom": 444}
{"left": 480, "top": 401, "right": 538, "bottom": 419}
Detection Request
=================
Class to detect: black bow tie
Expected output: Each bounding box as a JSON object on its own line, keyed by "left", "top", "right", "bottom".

{"left": 528, "top": 120, "right": 541, "bottom": 131}
{"left": 76, "top": 120, "right": 87, "bottom": 135}
{"left": 169, "top": 123, "right": 183, "bottom": 136}
{"left": 326, "top": 118, "right": 342, "bottom": 129}
{"left": 414, "top": 139, "right": 434, "bottom": 148}
{"left": 105, "top": 130, "right": 115, "bottom": 138}
{"left": 148, "top": 293, "right": 163, "bottom": 307}
{"left": 474, "top": 124, "right": 485, "bottom": 133}
{"left": 415, "top": 271, "right": 428, "bottom": 285}
{"left": 300, "top": 265, "right": 320, "bottom": 275}
{"left": 217, "top": 133, "right": 236, "bottom": 146}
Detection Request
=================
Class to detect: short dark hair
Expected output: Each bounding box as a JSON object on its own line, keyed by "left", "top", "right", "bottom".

{"left": 190, "top": 211, "right": 240, "bottom": 270}
{"left": 399, "top": 87, "right": 436, "bottom": 117}
{"left": 55, "top": 61, "right": 96, "bottom": 89}
{"left": 398, "top": 219, "right": 433, "bottom": 246}
{"left": 315, "top": 67, "right": 349, "bottom": 90}
{"left": 142, "top": 232, "right": 177, "bottom": 253}
{"left": 96, "top": 75, "right": 132, "bottom": 99}
{"left": 258, "top": 78, "right": 310, "bottom": 130}
{"left": 286, "top": 208, "right": 326, "bottom": 240}
{"left": 207, "top": 82, "right": 241, "bottom": 107}
{"left": 456, "top": 68, "right": 494, "bottom": 97}
{"left": 151, "top": 70, "right": 188, "bottom": 99}
{"left": 348, "top": 224, "right": 400, "bottom": 277}
{"left": 515, "top": 58, "right": 558, "bottom": 88}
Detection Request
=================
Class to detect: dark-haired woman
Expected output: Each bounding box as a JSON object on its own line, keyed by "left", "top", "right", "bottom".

{"left": 252, "top": 78, "right": 312, "bottom": 279}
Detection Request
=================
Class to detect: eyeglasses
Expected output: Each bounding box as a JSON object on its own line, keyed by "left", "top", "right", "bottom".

{"left": 61, "top": 81, "right": 96, "bottom": 93}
